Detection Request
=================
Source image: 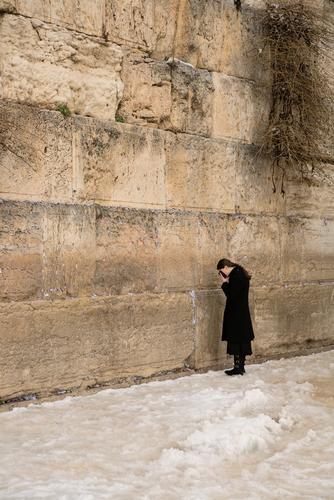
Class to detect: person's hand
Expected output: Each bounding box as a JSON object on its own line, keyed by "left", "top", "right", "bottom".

{"left": 219, "top": 274, "right": 229, "bottom": 284}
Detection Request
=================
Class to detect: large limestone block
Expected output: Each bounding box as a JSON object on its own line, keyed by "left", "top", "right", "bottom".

{"left": 197, "top": 213, "right": 229, "bottom": 289}
{"left": 285, "top": 167, "right": 334, "bottom": 219}
{"left": 73, "top": 118, "right": 168, "bottom": 207}
{"left": 193, "top": 289, "right": 227, "bottom": 369}
{"left": 302, "top": 218, "right": 334, "bottom": 281}
{"left": 0, "top": 14, "right": 123, "bottom": 119}
{"left": 280, "top": 217, "right": 334, "bottom": 283}
{"left": 157, "top": 211, "right": 199, "bottom": 290}
{"left": 118, "top": 58, "right": 215, "bottom": 135}
{"left": 94, "top": 206, "right": 158, "bottom": 295}
{"left": 174, "top": 0, "right": 270, "bottom": 81}
{"left": 1, "top": 0, "right": 105, "bottom": 36}
{"left": 105, "top": 0, "right": 177, "bottom": 57}
{"left": 234, "top": 145, "right": 286, "bottom": 215}
{"left": 42, "top": 204, "right": 96, "bottom": 299}
{"left": 212, "top": 73, "right": 270, "bottom": 143}
{"left": 169, "top": 61, "right": 214, "bottom": 136}
{"left": 279, "top": 217, "right": 304, "bottom": 283}
{"left": 225, "top": 214, "right": 281, "bottom": 284}
{"left": 0, "top": 292, "right": 194, "bottom": 399}
{"left": 117, "top": 51, "right": 172, "bottom": 127}
{"left": 0, "top": 102, "right": 72, "bottom": 203}
{"left": 253, "top": 284, "right": 334, "bottom": 356}
{"left": 0, "top": 202, "right": 43, "bottom": 301}
{"left": 165, "top": 134, "right": 236, "bottom": 212}
{"left": 0, "top": 201, "right": 96, "bottom": 300}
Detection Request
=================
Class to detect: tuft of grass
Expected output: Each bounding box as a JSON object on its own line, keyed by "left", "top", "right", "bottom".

{"left": 115, "top": 114, "right": 125, "bottom": 123}
{"left": 56, "top": 103, "right": 71, "bottom": 118}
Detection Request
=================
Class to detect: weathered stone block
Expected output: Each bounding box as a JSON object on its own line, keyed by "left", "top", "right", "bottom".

{"left": 0, "top": 292, "right": 194, "bottom": 399}
{"left": 280, "top": 216, "right": 334, "bottom": 283}
{"left": 157, "top": 211, "right": 199, "bottom": 290}
{"left": 279, "top": 217, "right": 305, "bottom": 283}
{"left": 234, "top": 145, "right": 286, "bottom": 215}
{"left": 73, "top": 118, "right": 168, "bottom": 207}
{"left": 94, "top": 207, "right": 158, "bottom": 295}
{"left": 105, "top": 0, "right": 177, "bottom": 57}
{"left": 225, "top": 214, "right": 281, "bottom": 284}
{"left": 4, "top": 0, "right": 105, "bottom": 36}
{"left": 301, "top": 218, "right": 334, "bottom": 281}
{"left": 0, "top": 14, "right": 123, "bottom": 120}
{"left": 0, "top": 202, "right": 43, "bottom": 301}
{"left": 253, "top": 284, "right": 334, "bottom": 355}
{"left": 165, "top": 134, "right": 236, "bottom": 212}
{"left": 0, "top": 102, "right": 72, "bottom": 202}
{"left": 285, "top": 167, "right": 334, "bottom": 219}
{"left": 170, "top": 61, "right": 214, "bottom": 136}
{"left": 117, "top": 50, "right": 172, "bottom": 127}
{"left": 174, "top": 0, "right": 270, "bottom": 81}
{"left": 197, "top": 213, "right": 229, "bottom": 289}
{"left": 212, "top": 73, "right": 270, "bottom": 143}
{"left": 42, "top": 204, "right": 96, "bottom": 299}
{"left": 193, "top": 289, "right": 227, "bottom": 369}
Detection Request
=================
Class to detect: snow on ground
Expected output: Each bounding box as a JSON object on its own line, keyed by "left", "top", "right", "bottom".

{"left": 1, "top": 350, "right": 334, "bottom": 500}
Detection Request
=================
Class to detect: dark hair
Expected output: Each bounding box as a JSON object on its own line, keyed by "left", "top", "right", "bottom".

{"left": 216, "top": 258, "right": 252, "bottom": 280}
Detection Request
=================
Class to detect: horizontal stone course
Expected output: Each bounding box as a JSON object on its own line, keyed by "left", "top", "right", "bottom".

{"left": 1, "top": 200, "right": 333, "bottom": 304}
{"left": 4, "top": 103, "right": 334, "bottom": 220}
{"left": 0, "top": 292, "right": 194, "bottom": 398}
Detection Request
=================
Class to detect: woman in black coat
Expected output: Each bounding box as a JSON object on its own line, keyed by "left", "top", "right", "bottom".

{"left": 217, "top": 258, "right": 255, "bottom": 376}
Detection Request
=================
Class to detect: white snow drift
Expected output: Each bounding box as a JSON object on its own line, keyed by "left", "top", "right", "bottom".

{"left": 1, "top": 350, "right": 334, "bottom": 499}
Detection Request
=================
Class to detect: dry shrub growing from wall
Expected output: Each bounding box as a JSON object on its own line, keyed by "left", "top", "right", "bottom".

{"left": 256, "top": 0, "right": 334, "bottom": 195}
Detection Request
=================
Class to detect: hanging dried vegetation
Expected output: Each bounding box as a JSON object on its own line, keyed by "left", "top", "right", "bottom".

{"left": 256, "top": 0, "right": 334, "bottom": 195}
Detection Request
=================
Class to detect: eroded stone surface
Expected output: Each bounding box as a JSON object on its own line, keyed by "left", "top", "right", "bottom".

{"left": 73, "top": 117, "right": 168, "bottom": 207}
{"left": 105, "top": 0, "right": 177, "bottom": 57}
{"left": 0, "top": 202, "right": 43, "bottom": 301}
{"left": 165, "top": 134, "right": 236, "bottom": 212}
{"left": 0, "top": 292, "right": 194, "bottom": 399}
{"left": 253, "top": 284, "right": 334, "bottom": 355}
{"left": 193, "top": 289, "right": 227, "bottom": 369}
{"left": 2, "top": 0, "right": 105, "bottom": 36}
{"left": 0, "top": 14, "right": 123, "bottom": 119}
{"left": 0, "top": 102, "right": 72, "bottom": 202}
{"left": 174, "top": 0, "right": 270, "bottom": 80}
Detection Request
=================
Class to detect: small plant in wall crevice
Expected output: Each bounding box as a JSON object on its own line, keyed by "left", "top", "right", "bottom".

{"left": 56, "top": 103, "right": 71, "bottom": 118}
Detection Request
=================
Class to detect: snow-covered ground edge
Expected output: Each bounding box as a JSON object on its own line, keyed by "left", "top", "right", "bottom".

{"left": 1, "top": 349, "right": 334, "bottom": 499}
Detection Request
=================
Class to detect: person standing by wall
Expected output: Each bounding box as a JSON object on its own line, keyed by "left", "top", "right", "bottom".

{"left": 217, "top": 258, "right": 255, "bottom": 376}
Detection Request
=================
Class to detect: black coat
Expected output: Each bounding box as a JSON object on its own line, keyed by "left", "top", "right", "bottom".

{"left": 221, "top": 266, "right": 255, "bottom": 342}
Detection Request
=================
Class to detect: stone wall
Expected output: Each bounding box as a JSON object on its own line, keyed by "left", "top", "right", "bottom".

{"left": 0, "top": 0, "right": 333, "bottom": 400}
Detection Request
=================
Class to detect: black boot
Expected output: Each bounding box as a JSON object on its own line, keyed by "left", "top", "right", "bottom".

{"left": 239, "top": 355, "right": 246, "bottom": 374}
{"left": 225, "top": 355, "right": 244, "bottom": 376}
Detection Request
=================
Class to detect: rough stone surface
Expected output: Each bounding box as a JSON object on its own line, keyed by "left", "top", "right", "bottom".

{"left": 105, "top": 0, "right": 178, "bottom": 57}
{"left": 0, "top": 202, "right": 43, "bottom": 302}
{"left": 193, "top": 289, "right": 227, "bottom": 369}
{"left": 0, "top": 102, "right": 73, "bottom": 203}
{"left": 212, "top": 73, "right": 271, "bottom": 143}
{"left": 165, "top": 135, "right": 236, "bottom": 212}
{"left": 0, "top": 14, "right": 123, "bottom": 119}
{"left": 253, "top": 284, "right": 334, "bottom": 355}
{"left": 174, "top": 0, "right": 270, "bottom": 80}
{"left": 0, "top": 293, "right": 194, "bottom": 398}
{"left": 1, "top": 0, "right": 105, "bottom": 36}
{"left": 73, "top": 117, "right": 168, "bottom": 207}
